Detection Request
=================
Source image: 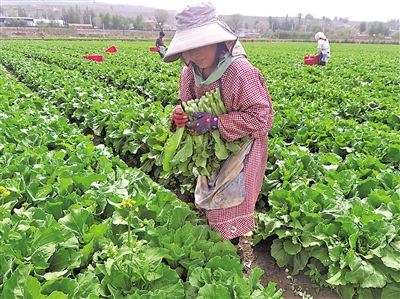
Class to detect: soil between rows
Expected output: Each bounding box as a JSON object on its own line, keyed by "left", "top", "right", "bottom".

{"left": 239, "top": 236, "right": 341, "bottom": 299}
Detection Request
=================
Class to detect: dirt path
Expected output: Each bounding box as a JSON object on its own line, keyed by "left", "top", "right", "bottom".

{"left": 238, "top": 236, "right": 341, "bottom": 299}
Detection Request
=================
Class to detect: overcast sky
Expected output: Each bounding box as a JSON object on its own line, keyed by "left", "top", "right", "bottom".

{"left": 98, "top": 0, "right": 399, "bottom": 22}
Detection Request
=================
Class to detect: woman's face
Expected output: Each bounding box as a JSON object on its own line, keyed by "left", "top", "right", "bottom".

{"left": 182, "top": 44, "right": 218, "bottom": 70}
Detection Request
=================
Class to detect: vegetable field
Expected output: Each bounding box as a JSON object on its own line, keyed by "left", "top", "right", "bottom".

{"left": 0, "top": 40, "right": 399, "bottom": 299}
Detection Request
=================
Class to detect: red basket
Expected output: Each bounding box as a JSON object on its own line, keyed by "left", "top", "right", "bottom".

{"left": 304, "top": 55, "right": 319, "bottom": 65}
{"left": 83, "top": 55, "right": 104, "bottom": 62}
{"left": 150, "top": 47, "right": 159, "bottom": 52}
{"left": 105, "top": 45, "right": 117, "bottom": 53}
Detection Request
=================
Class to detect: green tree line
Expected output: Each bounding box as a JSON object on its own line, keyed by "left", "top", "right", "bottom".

{"left": 4, "top": 5, "right": 156, "bottom": 30}
{"left": 225, "top": 12, "right": 397, "bottom": 38}
{"left": 4, "top": 4, "right": 399, "bottom": 37}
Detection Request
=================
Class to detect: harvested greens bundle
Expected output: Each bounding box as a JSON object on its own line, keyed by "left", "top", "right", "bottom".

{"left": 163, "top": 88, "right": 248, "bottom": 177}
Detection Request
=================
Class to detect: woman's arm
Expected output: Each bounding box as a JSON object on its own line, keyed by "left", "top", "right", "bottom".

{"left": 218, "top": 63, "right": 273, "bottom": 142}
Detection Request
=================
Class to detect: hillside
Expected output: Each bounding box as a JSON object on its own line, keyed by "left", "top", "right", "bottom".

{"left": 1, "top": 0, "right": 358, "bottom": 30}
{"left": 2, "top": 1, "right": 176, "bottom": 23}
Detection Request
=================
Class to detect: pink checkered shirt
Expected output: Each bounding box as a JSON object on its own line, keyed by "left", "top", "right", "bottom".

{"left": 179, "top": 57, "right": 274, "bottom": 240}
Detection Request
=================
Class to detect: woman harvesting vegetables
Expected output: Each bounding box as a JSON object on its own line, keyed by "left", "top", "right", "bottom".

{"left": 315, "top": 31, "right": 330, "bottom": 66}
{"left": 164, "top": 2, "right": 273, "bottom": 245}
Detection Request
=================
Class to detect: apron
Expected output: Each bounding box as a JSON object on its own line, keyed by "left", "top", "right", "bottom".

{"left": 194, "top": 139, "right": 253, "bottom": 209}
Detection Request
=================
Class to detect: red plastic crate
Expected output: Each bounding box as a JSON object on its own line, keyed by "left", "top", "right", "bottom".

{"left": 304, "top": 55, "right": 319, "bottom": 65}
{"left": 83, "top": 55, "right": 104, "bottom": 62}
{"left": 150, "top": 47, "right": 159, "bottom": 52}
{"left": 105, "top": 45, "right": 117, "bottom": 53}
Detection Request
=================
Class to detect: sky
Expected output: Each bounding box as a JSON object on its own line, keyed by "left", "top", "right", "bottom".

{"left": 98, "top": 0, "right": 399, "bottom": 22}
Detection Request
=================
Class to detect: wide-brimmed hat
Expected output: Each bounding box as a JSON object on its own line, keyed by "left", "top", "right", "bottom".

{"left": 164, "top": 2, "right": 238, "bottom": 63}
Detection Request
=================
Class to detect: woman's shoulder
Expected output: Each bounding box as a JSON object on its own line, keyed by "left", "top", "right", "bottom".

{"left": 225, "top": 57, "right": 262, "bottom": 80}
{"left": 231, "top": 57, "right": 252, "bottom": 67}
{"left": 179, "top": 66, "right": 194, "bottom": 92}
{"left": 180, "top": 65, "right": 194, "bottom": 79}
{"left": 231, "top": 57, "right": 259, "bottom": 72}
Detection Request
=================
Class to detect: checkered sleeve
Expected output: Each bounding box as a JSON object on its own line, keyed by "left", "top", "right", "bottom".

{"left": 217, "top": 58, "right": 273, "bottom": 142}
{"left": 179, "top": 66, "right": 195, "bottom": 102}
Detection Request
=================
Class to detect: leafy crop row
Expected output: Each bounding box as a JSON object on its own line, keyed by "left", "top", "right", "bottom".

{"left": 0, "top": 68, "right": 282, "bottom": 298}
{"left": 251, "top": 43, "right": 400, "bottom": 298}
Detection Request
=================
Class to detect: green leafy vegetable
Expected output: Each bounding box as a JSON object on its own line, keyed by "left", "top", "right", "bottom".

{"left": 162, "top": 125, "right": 185, "bottom": 172}
{"left": 162, "top": 89, "right": 248, "bottom": 177}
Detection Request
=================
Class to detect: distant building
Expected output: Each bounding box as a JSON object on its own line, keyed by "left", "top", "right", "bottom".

{"left": 35, "top": 19, "right": 65, "bottom": 27}
{"left": 0, "top": 17, "right": 66, "bottom": 27}
{"left": 161, "top": 24, "right": 172, "bottom": 31}
{"left": 144, "top": 20, "right": 156, "bottom": 29}
{"left": 68, "top": 24, "right": 94, "bottom": 29}
{"left": 0, "top": 16, "right": 35, "bottom": 26}
{"left": 235, "top": 29, "right": 261, "bottom": 38}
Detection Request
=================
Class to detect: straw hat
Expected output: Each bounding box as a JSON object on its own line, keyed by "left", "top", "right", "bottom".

{"left": 164, "top": 2, "right": 238, "bottom": 63}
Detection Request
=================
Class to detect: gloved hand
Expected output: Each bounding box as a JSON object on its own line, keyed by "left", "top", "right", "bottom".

{"left": 170, "top": 106, "right": 188, "bottom": 131}
{"left": 186, "top": 112, "right": 218, "bottom": 136}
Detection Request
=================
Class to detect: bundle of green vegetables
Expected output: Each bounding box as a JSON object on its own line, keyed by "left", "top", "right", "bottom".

{"left": 163, "top": 88, "right": 248, "bottom": 178}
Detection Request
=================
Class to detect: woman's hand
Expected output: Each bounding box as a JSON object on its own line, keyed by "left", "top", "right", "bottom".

{"left": 170, "top": 106, "right": 188, "bottom": 131}
{"left": 186, "top": 112, "right": 218, "bottom": 136}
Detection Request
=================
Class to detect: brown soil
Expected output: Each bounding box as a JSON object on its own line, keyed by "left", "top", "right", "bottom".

{"left": 238, "top": 236, "right": 341, "bottom": 299}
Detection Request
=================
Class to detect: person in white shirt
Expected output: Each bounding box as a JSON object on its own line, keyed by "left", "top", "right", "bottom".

{"left": 315, "top": 32, "right": 330, "bottom": 66}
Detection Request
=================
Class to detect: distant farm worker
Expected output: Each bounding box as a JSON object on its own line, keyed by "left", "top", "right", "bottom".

{"left": 156, "top": 31, "right": 166, "bottom": 58}
{"left": 164, "top": 2, "right": 274, "bottom": 245}
{"left": 315, "top": 32, "right": 330, "bottom": 65}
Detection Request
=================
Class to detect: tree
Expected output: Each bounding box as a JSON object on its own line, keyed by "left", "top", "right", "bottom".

{"left": 283, "top": 14, "right": 289, "bottom": 30}
{"left": 359, "top": 21, "right": 367, "bottom": 33}
{"left": 254, "top": 20, "right": 259, "bottom": 29}
{"left": 255, "top": 21, "right": 268, "bottom": 35}
{"left": 336, "top": 28, "right": 357, "bottom": 39}
{"left": 225, "top": 14, "right": 244, "bottom": 32}
{"left": 67, "top": 7, "right": 76, "bottom": 23}
{"left": 297, "top": 12, "right": 302, "bottom": 28}
{"left": 387, "top": 18, "right": 400, "bottom": 31}
{"left": 308, "top": 21, "right": 323, "bottom": 33}
{"left": 63, "top": 7, "right": 73, "bottom": 23}
{"left": 74, "top": 5, "right": 82, "bottom": 23}
{"left": 47, "top": 9, "right": 60, "bottom": 20}
{"left": 154, "top": 9, "right": 168, "bottom": 29}
{"left": 48, "top": 20, "right": 62, "bottom": 28}
{"left": 305, "top": 14, "right": 314, "bottom": 20}
{"left": 268, "top": 16, "right": 280, "bottom": 31}
{"left": 7, "top": 19, "right": 28, "bottom": 27}
{"left": 367, "top": 21, "right": 389, "bottom": 36}
{"left": 83, "top": 7, "right": 95, "bottom": 24}
{"left": 17, "top": 7, "right": 27, "bottom": 17}
{"left": 133, "top": 15, "right": 144, "bottom": 29}
{"left": 92, "top": 16, "right": 101, "bottom": 28}
{"left": 99, "top": 12, "right": 111, "bottom": 28}
{"left": 111, "top": 15, "right": 123, "bottom": 29}
{"left": 280, "top": 14, "right": 295, "bottom": 31}
{"left": 61, "top": 6, "right": 82, "bottom": 24}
